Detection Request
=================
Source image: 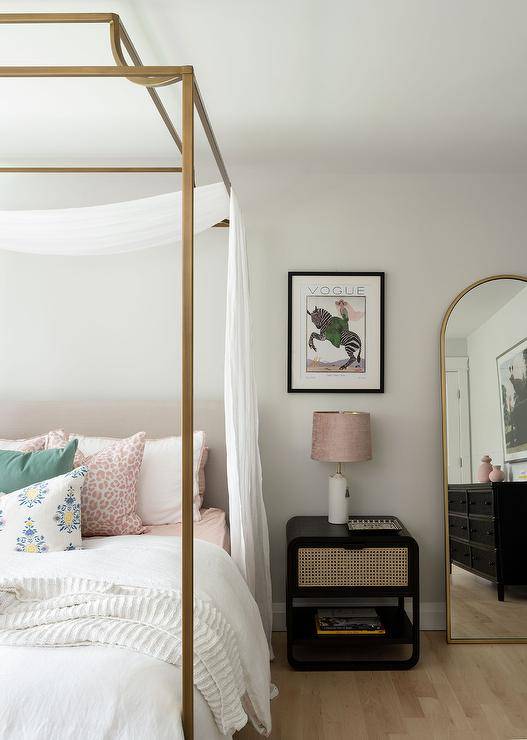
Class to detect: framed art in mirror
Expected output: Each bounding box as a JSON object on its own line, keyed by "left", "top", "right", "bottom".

{"left": 287, "top": 272, "right": 384, "bottom": 393}
{"left": 440, "top": 274, "right": 527, "bottom": 644}
{"left": 497, "top": 337, "right": 527, "bottom": 464}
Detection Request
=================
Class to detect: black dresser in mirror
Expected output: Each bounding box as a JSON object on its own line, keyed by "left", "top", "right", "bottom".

{"left": 448, "top": 482, "right": 527, "bottom": 601}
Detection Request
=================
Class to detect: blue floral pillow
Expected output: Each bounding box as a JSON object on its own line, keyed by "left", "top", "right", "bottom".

{"left": 0, "top": 466, "right": 88, "bottom": 554}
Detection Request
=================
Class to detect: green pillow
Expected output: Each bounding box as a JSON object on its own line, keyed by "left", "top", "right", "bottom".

{"left": 0, "top": 439, "right": 78, "bottom": 494}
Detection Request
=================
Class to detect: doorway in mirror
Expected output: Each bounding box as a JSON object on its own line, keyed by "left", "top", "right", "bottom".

{"left": 445, "top": 357, "right": 471, "bottom": 484}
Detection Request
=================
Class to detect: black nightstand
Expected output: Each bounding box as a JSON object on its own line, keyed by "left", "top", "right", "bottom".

{"left": 286, "top": 516, "right": 419, "bottom": 670}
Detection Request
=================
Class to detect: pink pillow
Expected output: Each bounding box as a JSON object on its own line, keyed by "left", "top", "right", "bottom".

{"left": 47, "top": 430, "right": 145, "bottom": 537}
{"left": 0, "top": 434, "right": 48, "bottom": 452}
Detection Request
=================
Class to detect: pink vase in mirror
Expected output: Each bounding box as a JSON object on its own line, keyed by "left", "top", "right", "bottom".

{"left": 477, "top": 455, "right": 493, "bottom": 483}
{"left": 489, "top": 465, "right": 505, "bottom": 483}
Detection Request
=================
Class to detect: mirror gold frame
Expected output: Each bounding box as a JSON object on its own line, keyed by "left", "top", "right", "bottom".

{"left": 440, "top": 273, "right": 527, "bottom": 644}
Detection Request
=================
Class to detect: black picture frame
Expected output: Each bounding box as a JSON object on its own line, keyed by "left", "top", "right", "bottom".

{"left": 497, "top": 336, "right": 527, "bottom": 464}
{"left": 287, "top": 271, "right": 385, "bottom": 393}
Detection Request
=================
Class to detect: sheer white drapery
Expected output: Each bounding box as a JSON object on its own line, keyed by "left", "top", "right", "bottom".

{"left": 224, "top": 190, "right": 273, "bottom": 647}
{"left": 0, "top": 182, "right": 228, "bottom": 255}
{"left": 0, "top": 182, "right": 274, "bottom": 642}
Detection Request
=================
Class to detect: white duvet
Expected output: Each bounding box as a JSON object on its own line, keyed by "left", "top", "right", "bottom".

{"left": 0, "top": 535, "right": 272, "bottom": 739}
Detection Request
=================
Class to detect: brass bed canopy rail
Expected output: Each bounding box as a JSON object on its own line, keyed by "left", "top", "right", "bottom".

{"left": 0, "top": 167, "right": 184, "bottom": 172}
{"left": 0, "top": 11, "right": 232, "bottom": 193}
{"left": 0, "top": 11, "right": 233, "bottom": 740}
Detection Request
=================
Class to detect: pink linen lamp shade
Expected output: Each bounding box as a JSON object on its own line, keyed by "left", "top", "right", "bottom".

{"left": 311, "top": 411, "right": 372, "bottom": 463}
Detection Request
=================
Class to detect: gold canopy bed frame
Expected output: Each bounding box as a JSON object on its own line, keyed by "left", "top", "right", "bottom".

{"left": 0, "top": 12, "right": 231, "bottom": 739}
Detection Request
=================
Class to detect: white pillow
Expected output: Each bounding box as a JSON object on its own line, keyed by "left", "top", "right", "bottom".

{"left": 66, "top": 432, "right": 206, "bottom": 525}
{"left": 0, "top": 434, "right": 48, "bottom": 452}
{"left": 0, "top": 466, "right": 88, "bottom": 554}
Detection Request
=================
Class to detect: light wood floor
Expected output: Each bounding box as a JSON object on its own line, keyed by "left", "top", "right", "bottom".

{"left": 236, "top": 631, "right": 527, "bottom": 739}
{"left": 451, "top": 565, "right": 527, "bottom": 640}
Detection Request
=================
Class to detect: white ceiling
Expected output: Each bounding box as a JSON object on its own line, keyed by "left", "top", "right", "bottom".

{"left": 446, "top": 280, "right": 527, "bottom": 339}
{"left": 1, "top": 0, "right": 527, "bottom": 178}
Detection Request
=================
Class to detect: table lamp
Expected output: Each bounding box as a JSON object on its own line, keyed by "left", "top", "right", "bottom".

{"left": 311, "top": 411, "right": 372, "bottom": 524}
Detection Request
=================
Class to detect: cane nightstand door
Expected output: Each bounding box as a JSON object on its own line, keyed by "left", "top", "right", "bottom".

{"left": 296, "top": 545, "right": 409, "bottom": 588}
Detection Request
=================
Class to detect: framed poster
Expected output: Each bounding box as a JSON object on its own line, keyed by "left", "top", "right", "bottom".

{"left": 288, "top": 272, "right": 384, "bottom": 393}
{"left": 497, "top": 337, "right": 527, "bottom": 462}
{"left": 508, "top": 461, "right": 527, "bottom": 482}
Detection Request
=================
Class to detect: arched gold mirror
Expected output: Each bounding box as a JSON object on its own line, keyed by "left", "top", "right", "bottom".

{"left": 441, "top": 275, "right": 527, "bottom": 643}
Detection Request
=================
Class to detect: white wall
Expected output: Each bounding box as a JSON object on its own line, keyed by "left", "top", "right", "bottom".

{"left": 244, "top": 172, "right": 527, "bottom": 618}
{"left": 446, "top": 338, "right": 468, "bottom": 357}
{"left": 0, "top": 174, "right": 227, "bottom": 403}
{"left": 467, "top": 285, "right": 527, "bottom": 479}
{"left": 3, "top": 172, "right": 527, "bottom": 624}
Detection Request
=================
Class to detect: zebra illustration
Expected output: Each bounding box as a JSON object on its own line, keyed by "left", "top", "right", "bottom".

{"left": 307, "top": 303, "right": 362, "bottom": 370}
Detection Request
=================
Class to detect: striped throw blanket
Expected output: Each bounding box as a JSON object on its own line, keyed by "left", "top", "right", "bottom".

{"left": 0, "top": 537, "right": 272, "bottom": 737}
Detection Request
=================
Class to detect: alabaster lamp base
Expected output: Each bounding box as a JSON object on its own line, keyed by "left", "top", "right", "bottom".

{"left": 328, "top": 470, "right": 349, "bottom": 524}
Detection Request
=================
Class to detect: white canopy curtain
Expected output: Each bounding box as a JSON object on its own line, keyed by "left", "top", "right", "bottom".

{"left": 0, "top": 183, "right": 273, "bottom": 644}
{"left": 0, "top": 182, "right": 228, "bottom": 255}
{"left": 225, "top": 191, "right": 273, "bottom": 646}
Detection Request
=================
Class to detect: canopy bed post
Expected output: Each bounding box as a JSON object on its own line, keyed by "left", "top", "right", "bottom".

{"left": 181, "top": 68, "right": 195, "bottom": 740}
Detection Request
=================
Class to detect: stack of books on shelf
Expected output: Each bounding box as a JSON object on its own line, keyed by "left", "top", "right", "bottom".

{"left": 315, "top": 608, "right": 386, "bottom": 636}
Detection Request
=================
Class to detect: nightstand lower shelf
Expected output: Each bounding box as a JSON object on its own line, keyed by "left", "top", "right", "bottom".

{"left": 289, "top": 640, "right": 416, "bottom": 669}
{"left": 292, "top": 605, "right": 414, "bottom": 646}
{"left": 288, "top": 601, "right": 419, "bottom": 670}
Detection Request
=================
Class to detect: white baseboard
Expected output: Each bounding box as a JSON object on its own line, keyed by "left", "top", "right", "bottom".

{"left": 272, "top": 601, "right": 445, "bottom": 631}
{"left": 419, "top": 601, "right": 446, "bottom": 630}
{"left": 273, "top": 603, "right": 287, "bottom": 631}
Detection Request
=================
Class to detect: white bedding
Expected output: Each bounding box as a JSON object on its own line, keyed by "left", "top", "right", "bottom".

{"left": 0, "top": 535, "right": 272, "bottom": 739}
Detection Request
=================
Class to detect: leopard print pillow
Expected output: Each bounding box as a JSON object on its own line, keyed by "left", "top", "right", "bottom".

{"left": 47, "top": 430, "right": 145, "bottom": 537}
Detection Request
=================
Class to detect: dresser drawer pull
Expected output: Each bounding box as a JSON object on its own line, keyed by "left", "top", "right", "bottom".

{"left": 471, "top": 526, "right": 494, "bottom": 535}
{"left": 472, "top": 555, "right": 495, "bottom": 565}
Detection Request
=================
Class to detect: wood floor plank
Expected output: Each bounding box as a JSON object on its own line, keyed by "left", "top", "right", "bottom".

{"left": 450, "top": 565, "right": 527, "bottom": 640}
{"left": 236, "top": 632, "right": 527, "bottom": 740}
{"left": 357, "top": 672, "right": 407, "bottom": 738}
{"left": 392, "top": 668, "right": 433, "bottom": 719}
{"left": 317, "top": 672, "right": 362, "bottom": 740}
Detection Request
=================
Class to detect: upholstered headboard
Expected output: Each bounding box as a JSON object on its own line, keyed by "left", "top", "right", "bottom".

{"left": 0, "top": 400, "right": 228, "bottom": 512}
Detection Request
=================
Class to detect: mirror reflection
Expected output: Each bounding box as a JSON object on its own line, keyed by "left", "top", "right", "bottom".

{"left": 444, "top": 277, "right": 527, "bottom": 640}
